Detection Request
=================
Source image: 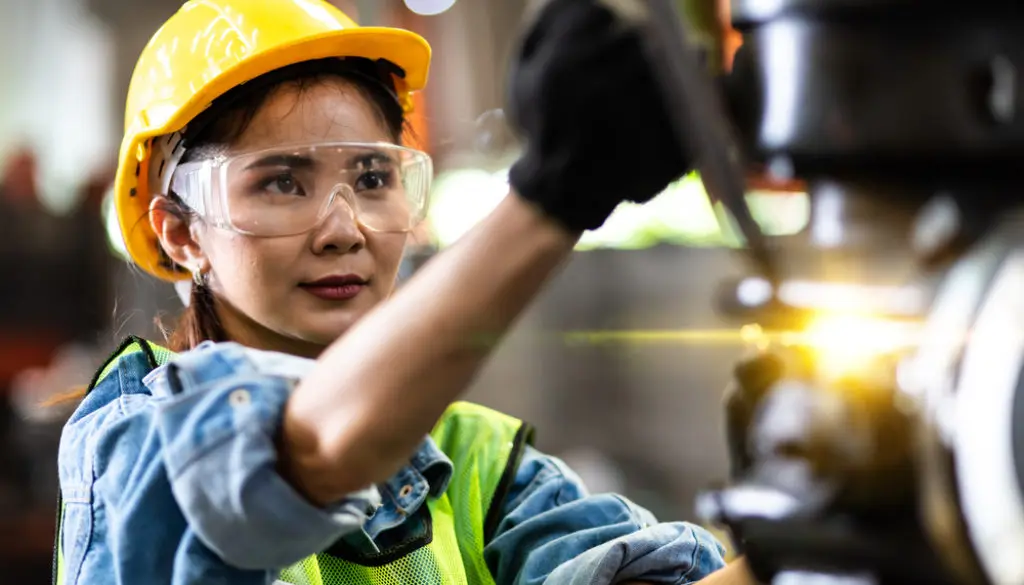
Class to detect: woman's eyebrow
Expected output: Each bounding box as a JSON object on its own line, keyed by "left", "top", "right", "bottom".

{"left": 243, "top": 154, "right": 317, "bottom": 170}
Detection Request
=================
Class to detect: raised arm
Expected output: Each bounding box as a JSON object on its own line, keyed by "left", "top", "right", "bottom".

{"left": 281, "top": 0, "right": 696, "bottom": 505}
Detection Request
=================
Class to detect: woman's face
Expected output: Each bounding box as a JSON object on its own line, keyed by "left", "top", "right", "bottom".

{"left": 189, "top": 79, "right": 408, "bottom": 355}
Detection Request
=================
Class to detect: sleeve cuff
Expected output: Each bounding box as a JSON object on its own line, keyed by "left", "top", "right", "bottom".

{"left": 156, "top": 372, "right": 381, "bottom": 569}
{"left": 544, "top": 522, "right": 728, "bottom": 585}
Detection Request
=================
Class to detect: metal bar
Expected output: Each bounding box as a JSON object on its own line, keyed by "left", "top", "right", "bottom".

{"left": 638, "top": 0, "right": 777, "bottom": 282}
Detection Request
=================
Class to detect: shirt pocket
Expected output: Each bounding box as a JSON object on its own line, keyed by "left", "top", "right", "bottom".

{"left": 59, "top": 491, "right": 93, "bottom": 585}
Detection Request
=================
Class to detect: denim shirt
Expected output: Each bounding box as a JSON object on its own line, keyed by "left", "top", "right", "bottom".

{"left": 58, "top": 341, "right": 725, "bottom": 585}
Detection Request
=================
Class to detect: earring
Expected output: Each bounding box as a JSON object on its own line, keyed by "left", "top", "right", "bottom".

{"left": 192, "top": 269, "right": 205, "bottom": 287}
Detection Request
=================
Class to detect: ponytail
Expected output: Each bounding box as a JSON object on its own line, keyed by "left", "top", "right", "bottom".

{"left": 167, "top": 281, "right": 227, "bottom": 351}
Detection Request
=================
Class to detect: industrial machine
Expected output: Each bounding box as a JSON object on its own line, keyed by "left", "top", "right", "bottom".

{"left": 645, "top": 2, "right": 1024, "bottom": 584}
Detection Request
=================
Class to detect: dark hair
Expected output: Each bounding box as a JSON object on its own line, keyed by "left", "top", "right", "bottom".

{"left": 163, "top": 58, "right": 408, "bottom": 352}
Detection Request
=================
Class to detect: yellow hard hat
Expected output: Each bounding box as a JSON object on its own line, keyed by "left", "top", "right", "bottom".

{"left": 115, "top": 0, "right": 431, "bottom": 282}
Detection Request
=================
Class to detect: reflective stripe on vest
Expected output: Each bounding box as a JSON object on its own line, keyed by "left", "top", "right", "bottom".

{"left": 53, "top": 337, "right": 533, "bottom": 585}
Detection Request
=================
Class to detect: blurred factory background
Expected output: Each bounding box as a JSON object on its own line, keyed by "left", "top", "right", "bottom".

{"left": 0, "top": 0, "right": 811, "bottom": 581}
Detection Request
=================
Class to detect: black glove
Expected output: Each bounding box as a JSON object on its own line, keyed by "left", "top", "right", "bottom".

{"left": 506, "top": 0, "right": 692, "bottom": 232}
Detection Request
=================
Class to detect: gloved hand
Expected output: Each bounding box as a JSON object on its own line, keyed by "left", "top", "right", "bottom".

{"left": 506, "top": 0, "right": 692, "bottom": 232}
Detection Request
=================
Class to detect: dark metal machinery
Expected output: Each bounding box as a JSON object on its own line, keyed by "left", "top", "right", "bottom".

{"left": 642, "top": 1, "right": 1024, "bottom": 584}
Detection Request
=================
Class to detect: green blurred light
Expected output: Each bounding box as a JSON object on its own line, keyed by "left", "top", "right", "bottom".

{"left": 425, "top": 169, "right": 809, "bottom": 251}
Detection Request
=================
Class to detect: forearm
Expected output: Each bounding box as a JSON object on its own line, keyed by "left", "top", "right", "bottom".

{"left": 282, "top": 193, "right": 579, "bottom": 504}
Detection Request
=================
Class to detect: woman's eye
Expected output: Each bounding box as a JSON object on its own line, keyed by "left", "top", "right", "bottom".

{"left": 355, "top": 171, "right": 391, "bottom": 191}
{"left": 261, "top": 173, "right": 304, "bottom": 196}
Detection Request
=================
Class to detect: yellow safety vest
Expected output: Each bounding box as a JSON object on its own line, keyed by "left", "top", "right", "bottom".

{"left": 53, "top": 336, "right": 534, "bottom": 585}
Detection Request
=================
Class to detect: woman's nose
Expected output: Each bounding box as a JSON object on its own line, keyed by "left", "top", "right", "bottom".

{"left": 309, "top": 185, "right": 366, "bottom": 254}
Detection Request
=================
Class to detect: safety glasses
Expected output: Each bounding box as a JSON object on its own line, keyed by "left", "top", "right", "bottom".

{"left": 170, "top": 142, "right": 432, "bottom": 236}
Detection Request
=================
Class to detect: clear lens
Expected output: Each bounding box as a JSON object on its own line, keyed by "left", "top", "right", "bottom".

{"left": 171, "top": 142, "right": 432, "bottom": 236}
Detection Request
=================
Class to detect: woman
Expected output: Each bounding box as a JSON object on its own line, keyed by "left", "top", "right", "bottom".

{"left": 55, "top": 0, "right": 753, "bottom": 583}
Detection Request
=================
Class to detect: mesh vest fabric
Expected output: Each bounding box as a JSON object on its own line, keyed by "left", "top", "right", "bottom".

{"left": 54, "top": 337, "right": 530, "bottom": 585}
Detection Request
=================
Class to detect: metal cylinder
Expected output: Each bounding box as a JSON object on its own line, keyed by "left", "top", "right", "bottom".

{"left": 732, "top": 0, "right": 1024, "bottom": 186}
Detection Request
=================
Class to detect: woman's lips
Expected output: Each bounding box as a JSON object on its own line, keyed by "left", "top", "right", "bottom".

{"left": 299, "top": 275, "right": 368, "bottom": 301}
{"left": 300, "top": 283, "right": 365, "bottom": 301}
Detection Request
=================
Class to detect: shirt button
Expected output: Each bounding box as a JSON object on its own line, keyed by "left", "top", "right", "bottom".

{"left": 228, "top": 389, "right": 251, "bottom": 407}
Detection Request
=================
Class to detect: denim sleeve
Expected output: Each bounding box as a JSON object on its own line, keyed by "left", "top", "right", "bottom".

{"left": 484, "top": 446, "right": 726, "bottom": 585}
{"left": 94, "top": 368, "right": 380, "bottom": 571}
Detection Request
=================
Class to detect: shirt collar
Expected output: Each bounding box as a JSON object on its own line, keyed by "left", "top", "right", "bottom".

{"left": 410, "top": 436, "right": 453, "bottom": 497}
